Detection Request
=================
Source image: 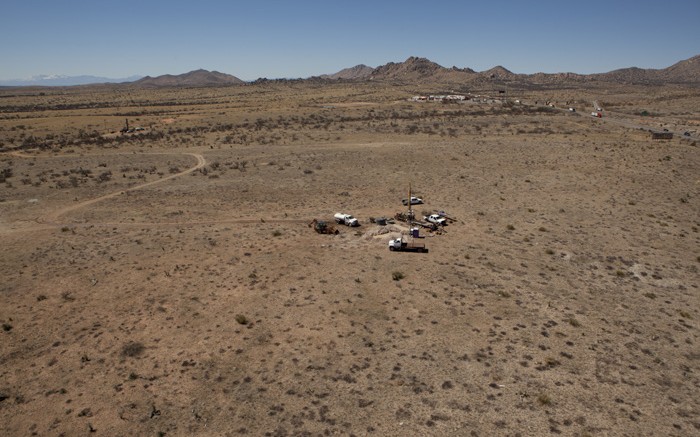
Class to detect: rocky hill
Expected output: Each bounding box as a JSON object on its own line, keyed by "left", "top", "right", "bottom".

{"left": 322, "top": 54, "right": 700, "bottom": 86}
{"left": 358, "top": 57, "right": 518, "bottom": 84}
{"left": 133, "top": 69, "right": 244, "bottom": 87}
{"left": 589, "top": 55, "right": 700, "bottom": 84}
{"left": 594, "top": 67, "right": 653, "bottom": 84}
{"left": 369, "top": 57, "right": 444, "bottom": 81}
{"left": 481, "top": 66, "right": 519, "bottom": 80}
{"left": 321, "top": 64, "right": 374, "bottom": 80}
{"left": 658, "top": 54, "right": 700, "bottom": 83}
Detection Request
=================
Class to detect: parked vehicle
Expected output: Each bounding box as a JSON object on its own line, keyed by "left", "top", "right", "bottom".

{"left": 388, "top": 237, "right": 427, "bottom": 252}
{"left": 591, "top": 112, "right": 602, "bottom": 118}
{"left": 424, "top": 214, "right": 447, "bottom": 226}
{"left": 334, "top": 213, "right": 359, "bottom": 227}
{"left": 308, "top": 219, "right": 338, "bottom": 234}
{"left": 434, "top": 210, "right": 458, "bottom": 223}
{"left": 370, "top": 216, "right": 388, "bottom": 226}
{"left": 402, "top": 196, "right": 423, "bottom": 206}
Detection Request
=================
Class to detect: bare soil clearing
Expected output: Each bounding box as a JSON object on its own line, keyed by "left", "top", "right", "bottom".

{"left": 0, "top": 82, "right": 698, "bottom": 436}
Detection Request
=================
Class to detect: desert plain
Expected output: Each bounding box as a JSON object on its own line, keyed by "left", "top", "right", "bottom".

{"left": 0, "top": 79, "right": 698, "bottom": 436}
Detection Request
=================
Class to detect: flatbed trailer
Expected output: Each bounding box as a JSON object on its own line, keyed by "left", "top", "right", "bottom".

{"left": 388, "top": 237, "right": 428, "bottom": 253}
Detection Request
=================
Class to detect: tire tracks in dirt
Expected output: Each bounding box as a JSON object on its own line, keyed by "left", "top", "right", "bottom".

{"left": 2, "top": 152, "right": 203, "bottom": 233}
{"left": 2, "top": 151, "right": 313, "bottom": 233}
{"left": 41, "top": 152, "right": 206, "bottom": 225}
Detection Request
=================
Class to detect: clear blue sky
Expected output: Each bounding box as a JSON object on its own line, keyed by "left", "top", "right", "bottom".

{"left": 1, "top": 0, "right": 698, "bottom": 80}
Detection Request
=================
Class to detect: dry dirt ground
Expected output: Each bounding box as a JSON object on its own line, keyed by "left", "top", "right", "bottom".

{"left": 0, "top": 82, "right": 699, "bottom": 436}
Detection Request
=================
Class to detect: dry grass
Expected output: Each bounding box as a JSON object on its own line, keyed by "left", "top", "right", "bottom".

{"left": 0, "top": 80, "right": 698, "bottom": 436}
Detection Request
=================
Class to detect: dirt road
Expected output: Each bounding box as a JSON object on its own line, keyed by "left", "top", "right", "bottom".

{"left": 2, "top": 152, "right": 206, "bottom": 231}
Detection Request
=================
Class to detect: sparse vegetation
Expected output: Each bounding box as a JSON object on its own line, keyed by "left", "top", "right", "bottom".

{"left": 537, "top": 393, "right": 553, "bottom": 406}
{"left": 392, "top": 271, "right": 405, "bottom": 281}
{"left": 566, "top": 317, "right": 582, "bottom": 327}
{"left": 0, "top": 77, "right": 697, "bottom": 437}
{"left": 121, "top": 341, "right": 145, "bottom": 358}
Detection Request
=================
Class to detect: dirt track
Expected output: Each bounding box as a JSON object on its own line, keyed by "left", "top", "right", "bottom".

{"left": 0, "top": 83, "right": 698, "bottom": 436}
{"left": 2, "top": 152, "right": 206, "bottom": 231}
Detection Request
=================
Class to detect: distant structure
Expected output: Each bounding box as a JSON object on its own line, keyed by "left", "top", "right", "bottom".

{"left": 651, "top": 132, "right": 673, "bottom": 140}
{"left": 410, "top": 94, "right": 468, "bottom": 102}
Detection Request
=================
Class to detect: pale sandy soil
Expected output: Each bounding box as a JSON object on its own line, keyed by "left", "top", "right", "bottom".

{"left": 0, "top": 82, "right": 698, "bottom": 436}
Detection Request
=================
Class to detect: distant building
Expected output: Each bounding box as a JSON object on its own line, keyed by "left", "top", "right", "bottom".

{"left": 411, "top": 94, "right": 467, "bottom": 102}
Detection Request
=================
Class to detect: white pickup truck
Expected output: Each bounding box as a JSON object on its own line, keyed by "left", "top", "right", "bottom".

{"left": 334, "top": 212, "right": 359, "bottom": 227}
{"left": 402, "top": 196, "right": 423, "bottom": 206}
{"left": 424, "top": 214, "right": 447, "bottom": 226}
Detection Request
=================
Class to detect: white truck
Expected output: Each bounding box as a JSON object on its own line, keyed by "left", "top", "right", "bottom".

{"left": 402, "top": 196, "right": 423, "bottom": 206}
{"left": 424, "top": 214, "right": 447, "bottom": 226}
{"left": 388, "top": 237, "right": 427, "bottom": 253}
{"left": 334, "top": 212, "right": 359, "bottom": 227}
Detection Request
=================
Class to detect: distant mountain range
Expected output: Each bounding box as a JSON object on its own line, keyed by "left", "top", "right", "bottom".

{"left": 0, "top": 74, "right": 143, "bottom": 87}
{"left": 323, "top": 55, "right": 700, "bottom": 85}
{"left": 2, "top": 55, "right": 698, "bottom": 88}
{"left": 595, "top": 55, "right": 700, "bottom": 84}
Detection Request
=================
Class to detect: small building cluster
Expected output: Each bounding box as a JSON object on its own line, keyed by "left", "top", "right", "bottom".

{"left": 409, "top": 93, "right": 517, "bottom": 104}
{"left": 410, "top": 94, "right": 467, "bottom": 102}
